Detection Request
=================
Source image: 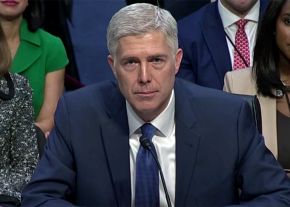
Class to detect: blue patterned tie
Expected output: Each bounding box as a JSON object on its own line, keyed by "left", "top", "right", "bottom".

{"left": 135, "top": 123, "right": 159, "bottom": 207}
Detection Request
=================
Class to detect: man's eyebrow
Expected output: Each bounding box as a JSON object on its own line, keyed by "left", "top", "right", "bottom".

{"left": 147, "top": 54, "right": 168, "bottom": 59}
{"left": 120, "top": 54, "right": 168, "bottom": 61}
{"left": 120, "top": 56, "right": 138, "bottom": 61}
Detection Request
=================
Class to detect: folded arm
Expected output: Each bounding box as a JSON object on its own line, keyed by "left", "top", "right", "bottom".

{"left": 35, "top": 68, "right": 65, "bottom": 136}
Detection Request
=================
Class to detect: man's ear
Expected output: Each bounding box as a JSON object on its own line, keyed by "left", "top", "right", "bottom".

{"left": 108, "top": 55, "right": 118, "bottom": 79}
{"left": 175, "top": 49, "right": 183, "bottom": 75}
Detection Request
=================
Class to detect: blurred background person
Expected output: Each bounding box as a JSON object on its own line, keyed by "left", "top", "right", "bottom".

{"left": 0, "top": 24, "right": 38, "bottom": 207}
{"left": 177, "top": 0, "right": 269, "bottom": 90}
{"left": 224, "top": 0, "right": 290, "bottom": 175}
{"left": 67, "top": 0, "right": 125, "bottom": 85}
{"left": 162, "top": 0, "right": 209, "bottom": 21}
{"left": 0, "top": 0, "right": 69, "bottom": 135}
{"left": 42, "top": 0, "right": 85, "bottom": 91}
{"left": 126, "top": 0, "right": 209, "bottom": 21}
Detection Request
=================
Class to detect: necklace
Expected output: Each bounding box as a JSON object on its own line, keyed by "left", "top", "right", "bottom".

{"left": 10, "top": 45, "right": 17, "bottom": 54}
{"left": 281, "top": 79, "right": 290, "bottom": 90}
{"left": 276, "top": 80, "right": 290, "bottom": 98}
{"left": 9, "top": 40, "right": 20, "bottom": 55}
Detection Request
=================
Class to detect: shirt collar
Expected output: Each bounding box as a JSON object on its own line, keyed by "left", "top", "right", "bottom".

{"left": 218, "top": 0, "right": 260, "bottom": 29}
{"left": 126, "top": 90, "right": 175, "bottom": 137}
{"left": 20, "top": 19, "right": 41, "bottom": 46}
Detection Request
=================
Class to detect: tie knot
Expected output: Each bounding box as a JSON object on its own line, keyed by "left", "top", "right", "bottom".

{"left": 141, "top": 123, "right": 156, "bottom": 141}
{"left": 235, "top": 19, "right": 248, "bottom": 29}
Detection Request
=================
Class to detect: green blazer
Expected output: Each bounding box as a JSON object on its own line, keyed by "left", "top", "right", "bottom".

{"left": 11, "top": 19, "right": 69, "bottom": 119}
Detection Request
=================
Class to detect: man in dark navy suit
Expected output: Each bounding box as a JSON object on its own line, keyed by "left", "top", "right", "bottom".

{"left": 126, "top": 0, "right": 210, "bottom": 21}
{"left": 163, "top": 0, "right": 210, "bottom": 20}
{"left": 21, "top": 3, "right": 290, "bottom": 207}
{"left": 176, "top": 0, "right": 269, "bottom": 90}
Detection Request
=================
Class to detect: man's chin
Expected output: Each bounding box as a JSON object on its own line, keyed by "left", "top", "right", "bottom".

{"left": 132, "top": 106, "right": 157, "bottom": 121}
{"left": 135, "top": 107, "right": 154, "bottom": 114}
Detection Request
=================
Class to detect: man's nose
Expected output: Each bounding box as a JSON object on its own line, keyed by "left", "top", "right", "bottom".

{"left": 138, "top": 63, "right": 151, "bottom": 83}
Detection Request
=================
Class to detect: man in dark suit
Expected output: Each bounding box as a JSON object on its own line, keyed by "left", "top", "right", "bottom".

{"left": 163, "top": 0, "right": 209, "bottom": 21}
{"left": 126, "top": 0, "right": 210, "bottom": 21}
{"left": 21, "top": 3, "right": 290, "bottom": 207}
{"left": 176, "top": 0, "right": 269, "bottom": 90}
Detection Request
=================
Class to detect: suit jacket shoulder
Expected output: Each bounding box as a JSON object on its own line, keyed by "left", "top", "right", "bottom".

{"left": 164, "top": 0, "right": 209, "bottom": 21}
{"left": 62, "top": 80, "right": 123, "bottom": 124}
{"left": 223, "top": 68, "right": 257, "bottom": 95}
{"left": 178, "top": 2, "right": 218, "bottom": 40}
{"left": 175, "top": 78, "right": 247, "bottom": 119}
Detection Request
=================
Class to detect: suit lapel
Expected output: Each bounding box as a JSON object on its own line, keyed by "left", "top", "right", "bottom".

{"left": 100, "top": 86, "right": 131, "bottom": 206}
{"left": 174, "top": 81, "right": 201, "bottom": 206}
{"left": 201, "top": 2, "right": 232, "bottom": 87}
{"left": 257, "top": 93, "right": 277, "bottom": 158}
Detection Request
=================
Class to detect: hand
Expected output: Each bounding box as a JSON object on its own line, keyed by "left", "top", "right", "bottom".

{"left": 35, "top": 122, "right": 50, "bottom": 135}
{"left": 45, "top": 131, "right": 50, "bottom": 139}
{"left": 35, "top": 122, "right": 50, "bottom": 139}
{"left": 284, "top": 169, "right": 290, "bottom": 179}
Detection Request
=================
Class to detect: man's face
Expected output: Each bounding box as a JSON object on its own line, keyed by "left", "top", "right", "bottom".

{"left": 220, "top": 0, "right": 258, "bottom": 17}
{"left": 108, "top": 31, "right": 183, "bottom": 121}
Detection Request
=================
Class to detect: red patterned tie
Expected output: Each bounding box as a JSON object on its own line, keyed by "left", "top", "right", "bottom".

{"left": 233, "top": 19, "right": 250, "bottom": 70}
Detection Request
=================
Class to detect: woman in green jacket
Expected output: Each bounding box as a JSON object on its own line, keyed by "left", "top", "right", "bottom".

{"left": 0, "top": 0, "right": 69, "bottom": 136}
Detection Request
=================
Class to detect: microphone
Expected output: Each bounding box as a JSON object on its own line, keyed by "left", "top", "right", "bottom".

{"left": 139, "top": 136, "right": 172, "bottom": 207}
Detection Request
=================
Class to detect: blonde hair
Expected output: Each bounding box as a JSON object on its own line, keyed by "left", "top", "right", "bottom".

{"left": 0, "top": 25, "right": 12, "bottom": 75}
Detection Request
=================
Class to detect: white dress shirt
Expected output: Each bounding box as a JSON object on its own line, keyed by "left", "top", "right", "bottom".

{"left": 218, "top": 0, "right": 260, "bottom": 69}
{"left": 127, "top": 90, "right": 176, "bottom": 207}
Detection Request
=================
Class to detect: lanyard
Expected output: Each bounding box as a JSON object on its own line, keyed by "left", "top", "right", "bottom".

{"left": 224, "top": 32, "right": 249, "bottom": 68}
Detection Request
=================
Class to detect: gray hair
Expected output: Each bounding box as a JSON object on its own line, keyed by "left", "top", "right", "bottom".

{"left": 107, "top": 3, "right": 178, "bottom": 59}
